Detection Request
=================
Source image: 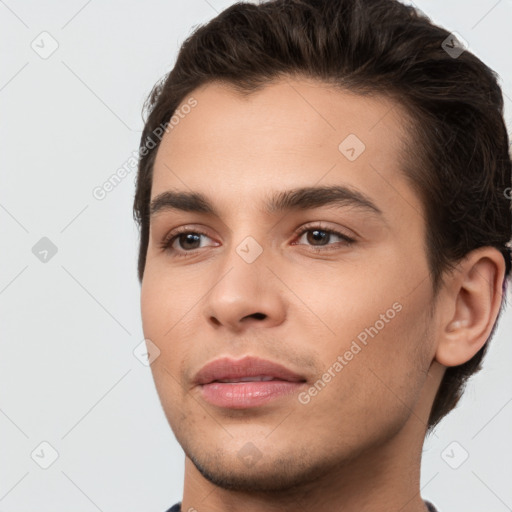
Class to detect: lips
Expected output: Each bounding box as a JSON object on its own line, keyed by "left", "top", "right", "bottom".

{"left": 215, "top": 376, "right": 277, "bottom": 383}
{"left": 194, "top": 356, "right": 308, "bottom": 409}
{"left": 193, "top": 356, "right": 307, "bottom": 385}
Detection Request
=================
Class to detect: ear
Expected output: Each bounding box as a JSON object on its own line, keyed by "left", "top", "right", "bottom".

{"left": 435, "top": 247, "right": 507, "bottom": 367}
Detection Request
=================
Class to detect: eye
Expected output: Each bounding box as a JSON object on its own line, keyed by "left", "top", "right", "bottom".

{"left": 159, "top": 223, "right": 356, "bottom": 259}
{"left": 292, "top": 225, "right": 355, "bottom": 250}
{"left": 159, "top": 228, "right": 218, "bottom": 257}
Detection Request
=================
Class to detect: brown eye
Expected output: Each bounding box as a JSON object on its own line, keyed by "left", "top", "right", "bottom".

{"left": 294, "top": 226, "right": 355, "bottom": 248}
{"left": 175, "top": 233, "right": 202, "bottom": 250}
{"left": 160, "top": 229, "right": 218, "bottom": 257}
{"left": 304, "top": 229, "right": 330, "bottom": 246}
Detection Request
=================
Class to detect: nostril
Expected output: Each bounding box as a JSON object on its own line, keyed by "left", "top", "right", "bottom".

{"left": 250, "top": 312, "right": 266, "bottom": 320}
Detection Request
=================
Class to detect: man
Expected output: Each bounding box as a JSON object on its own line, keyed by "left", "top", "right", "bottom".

{"left": 133, "top": 0, "right": 512, "bottom": 510}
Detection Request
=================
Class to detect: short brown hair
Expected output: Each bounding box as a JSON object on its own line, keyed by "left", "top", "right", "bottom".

{"left": 133, "top": 0, "right": 512, "bottom": 432}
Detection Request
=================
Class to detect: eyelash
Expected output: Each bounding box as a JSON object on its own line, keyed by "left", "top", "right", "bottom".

{"left": 159, "top": 224, "right": 356, "bottom": 258}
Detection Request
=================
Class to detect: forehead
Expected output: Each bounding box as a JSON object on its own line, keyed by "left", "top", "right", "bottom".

{"left": 151, "top": 77, "right": 420, "bottom": 222}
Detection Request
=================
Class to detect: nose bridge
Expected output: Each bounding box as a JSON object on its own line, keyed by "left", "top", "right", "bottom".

{"left": 214, "top": 223, "right": 269, "bottom": 295}
{"left": 223, "top": 207, "right": 271, "bottom": 267}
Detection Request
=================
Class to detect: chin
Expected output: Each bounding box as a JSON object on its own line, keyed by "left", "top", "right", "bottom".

{"left": 185, "top": 444, "right": 330, "bottom": 493}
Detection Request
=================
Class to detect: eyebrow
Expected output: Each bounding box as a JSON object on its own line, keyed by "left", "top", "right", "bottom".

{"left": 149, "top": 185, "right": 383, "bottom": 219}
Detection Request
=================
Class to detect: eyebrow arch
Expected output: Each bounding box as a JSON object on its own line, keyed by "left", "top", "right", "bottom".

{"left": 149, "top": 185, "right": 383, "bottom": 219}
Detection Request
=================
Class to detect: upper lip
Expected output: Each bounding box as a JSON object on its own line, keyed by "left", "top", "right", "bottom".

{"left": 194, "top": 356, "right": 307, "bottom": 385}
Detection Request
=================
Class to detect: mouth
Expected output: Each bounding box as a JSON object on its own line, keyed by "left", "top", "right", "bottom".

{"left": 194, "top": 356, "right": 307, "bottom": 409}
{"left": 214, "top": 376, "right": 287, "bottom": 383}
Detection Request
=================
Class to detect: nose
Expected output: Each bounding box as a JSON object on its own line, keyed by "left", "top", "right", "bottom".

{"left": 202, "top": 246, "right": 287, "bottom": 333}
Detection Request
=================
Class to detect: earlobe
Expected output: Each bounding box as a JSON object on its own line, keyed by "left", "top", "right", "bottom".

{"left": 434, "top": 247, "right": 506, "bottom": 368}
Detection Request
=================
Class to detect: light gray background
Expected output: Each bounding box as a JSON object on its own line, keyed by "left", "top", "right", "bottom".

{"left": 1, "top": 1, "right": 511, "bottom": 511}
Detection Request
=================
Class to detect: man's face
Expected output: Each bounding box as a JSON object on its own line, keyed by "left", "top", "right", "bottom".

{"left": 141, "top": 78, "right": 440, "bottom": 491}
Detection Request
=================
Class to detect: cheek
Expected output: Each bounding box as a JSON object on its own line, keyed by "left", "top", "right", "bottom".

{"left": 140, "top": 268, "right": 203, "bottom": 382}
{"left": 290, "top": 240, "right": 431, "bottom": 349}
{"left": 140, "top": 272, "right": 192, "bottom": 422}
{"left": 296, "top": 256, "right": 433, "bottom": 415}
{"left": 140, "top": 274, "right": 166, "bottom": 340}
{"left": 361, "top": 298, "right": 431, "bottom": 410}
{"left": 284, "top": 258, "right": 398, "bottom": 343}
{"left": 299, "top": 312, "right": 431, "bottom": 450}
{"left": 140, "top": 263, "right": 198, "bottom": 335}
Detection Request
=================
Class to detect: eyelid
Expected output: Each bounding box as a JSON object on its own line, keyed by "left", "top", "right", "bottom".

{"left": 160, "top": 225, "right": 217, "bottom": 250}
{"left": 291, "top": 222, "right": 356, "bottom": 243}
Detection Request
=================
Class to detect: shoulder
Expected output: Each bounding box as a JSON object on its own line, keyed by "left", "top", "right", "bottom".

{"left": 164, "top": 503, "right": 181, "bottom": 512}
{"left": 424, "top": 500, "right": 439, "bottom": 512}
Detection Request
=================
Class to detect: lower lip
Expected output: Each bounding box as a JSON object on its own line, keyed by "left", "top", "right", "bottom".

{"left": 199, "top": 380, "right": 305, "bottom": 408}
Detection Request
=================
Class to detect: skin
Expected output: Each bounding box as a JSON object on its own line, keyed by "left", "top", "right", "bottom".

{"left": 140, "top": 77, "right": 505, "bottom": 512}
